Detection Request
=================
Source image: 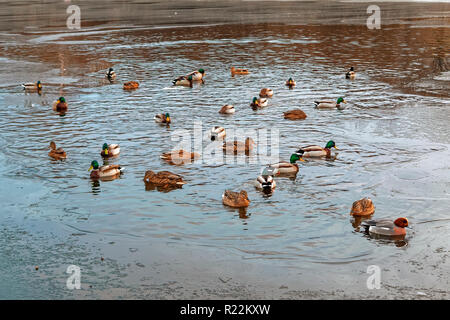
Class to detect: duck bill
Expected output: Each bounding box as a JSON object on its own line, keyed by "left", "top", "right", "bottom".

{"left": 334, "top": 146, "right": 339, "bottom": 150}
{"left": 299, "top": 158, "right": 306, "bottom": 162}
{"left": 342, "top": 100, "right": 347, "bottom": 104}
{"left": 104, "top": 149, "right": 109, "bottom": 155}
{"left": 88, "top": 166, "right": 93, "bottom": 171}
{"left": 166, "top": 117, "right": 170, "bottom": 123}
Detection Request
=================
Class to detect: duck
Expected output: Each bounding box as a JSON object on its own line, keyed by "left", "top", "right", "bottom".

{"left": 52, "top": 97, "right": 68, "bottom": 112}
{"left": 100, "top": 143, "right": 120, "bottom": 158}
{"left": 106, "top": 68, "right": 116, "bottom": 81}
{"left": 143, "top": 170, "right": 186, "bottom": 189}
{"left": 219, "top": 104, "right": 235, "bottom": 114}
{"left": 222, "top": 190, "right": 250, "bottom": 208}
{"left": 230, "top": 67, "right": 249, "bottom": 76}
{"left": 361, "top": 217, "right": 409, "bottom": 239}
{"left": 89, "top": 160, "right": 123, "bottom": 179}
{"left": 296, "top": 140, "right": 338, "bottom": 158}
{"left": 255, "top": 167, "right": 278, "bottom": 193}
{"left": 223, "top": 137, "right": 256, "bottom": 154}
{"left": 185, "top": 69, "right": 205, "bottom": 81}
{"left": 173, "top": 75, "right": 194, "bottom": 87}
{"left": 154, "top": 113, "right": 171, "bottom": 124}
{"left": 345, "top": 67, "right": 356, "bottom": 80}
{"left": 250, "top": 97, "right": 268, "bottom": 109}
{"left": 160, "top": 149, "right": 201, "bottom": 165}
{"left": 22, "top": 81, "right": 42, "bottom": 91}
{"left": 123, "top": 81, "right": 139, "bottom": 90}
{"left": 350, "top": 198, "right": 375, "bottom": 216}
{"left": 285, "top": 78, "right": 296, "bottom": 87}
{"left": 259, "top": 88, "right": 274, "bottom": 98}
{"left": 210, "top": 126, "right": 226, "bottom": 141}
{"left": 314, "top": 97, "right": 346, "bottom": 110}
{"left": 48, "top": 141, "right": 66, "bottom": 160}
{"left": 269, "top": 153, "right": 304, "bottom": 175}
{"left": 284, "top": 109, "right": 307, "bottom": 120}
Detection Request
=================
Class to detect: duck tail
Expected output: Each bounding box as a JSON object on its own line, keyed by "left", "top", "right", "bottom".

{"left": 118, "top": 166, "right": 124, "bottom": 173}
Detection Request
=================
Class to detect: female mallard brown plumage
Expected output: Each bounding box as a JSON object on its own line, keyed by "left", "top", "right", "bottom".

{"left": 48, "top": 141, "right": 66, "bottom": 160}
{"left": 123, "top": 81, "right": 139, "bottom": 90}
{"left": 231, "top": 67, "right": 249, "bottom": 76}
{"left": 259, "top": 88, "right": 273, "bottom": 98}
{"left": 350, "top": 198, "right": 375, "bottom": 216}
{"left": 296, "top": 140, "right": 338, "bottom": 158}
{"left": 101, "top": 143, "right": 120, "bottom": 157}
{"left": 52, "top": 97, "right": 68, "bottom": 112}
{"left": 222, "top": 190, "right": 250, "bottom": 208}
{"left": 223, "top": 137, "right": 256, "bottom": 154}
{"left": 160, "top": 149, "right": 200, "bottom": 165}
{"left": 345, "top": 67, "right": 356, "bottom": 80}
{"left": 143, "top": 170, "right": 186, "bottom": 189}
{"left": 219, "top": 105, "right": 235, "bottom": 114}
{"left": 284, "top": 109, "right": 307, "bottom": 120}
{"left": 155, "top": 113, "right": 171, "bottom": 124}
{"left": 89, "top": 160, "right": 123, "bottom": 180}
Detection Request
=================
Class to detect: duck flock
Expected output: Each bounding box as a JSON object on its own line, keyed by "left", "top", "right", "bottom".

{"left": 22, "top": 65, "right": 409, "bottom": 241}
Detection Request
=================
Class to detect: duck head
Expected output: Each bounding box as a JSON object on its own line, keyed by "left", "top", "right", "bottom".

{"left": 394, "top": 217, "right": 409, "bottom": 228}
{"left": 290, "top": 153, "right": 305, "bottom": 164}
{"left": 165, "top": 113, "right": 171, "bottom": 123}
{"left": 337, "top": 97, "right": 346, "bottom": 104}
{"left": 325, "top": 140, "right": 338, "bottom": 150}
{"left": 102, "top": 143, "right": 109, "bottom": 155}
{"left": 89, "top": 160, "right": 99, "bottom": 171}
{"left": 198, "top": 68, "right": 205, "bottom": 74}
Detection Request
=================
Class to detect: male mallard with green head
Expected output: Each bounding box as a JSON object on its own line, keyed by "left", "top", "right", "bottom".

{"left": 314, "top": 97, "right": 346, "bottom": 110}
{"left": 296, "top": 140, "right": 338, "bottom": 158}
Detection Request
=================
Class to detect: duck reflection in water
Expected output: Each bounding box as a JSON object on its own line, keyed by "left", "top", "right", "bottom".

{"left": 91, "top": 180, "right": 101, "bottom": 195}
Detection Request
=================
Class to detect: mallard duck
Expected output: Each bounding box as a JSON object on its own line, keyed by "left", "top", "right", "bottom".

{"left": 222, "top": 190, "right": 250, "bottom": 208}
{"left": 89, "top": 160, "right": 123, "bottom": 179}
{"left": 48, "top": 141, "right": 66, "bottom": 160}
{"left": 22, "top": 81, "right": 42, "bottom": 91}
{"left": 250, "top": 97, "right": 268, "bottom": 109}
{"left": 269, "top": 153, "right": 304, "bottom": 175}
{"left": 223, "top": 137, "right": 256, "bottom": 154}
{"left": 106, "top": 68, "right": 116, "bottom": 80}
{"left": 361, "top": 217, "right": 409, "bottom": 238}
{"left": 230, "top": 67, "right": 249, "bottom": 76}
{"left": 296, "top": 140, "right": 338, "bottom": 158}
{"left": 286, "top": 78, "right": 296, "bottom": 87}
{"left": 173, "top": 75, "right": 194, "bottom": 87}
{"left": 186, "top": 69, "right": 205, "bottom": 81}
{"left": 143, "top": 170, "right": 186, "bottom": 188}
{"left": 284, "top": 109, "right": 307, "bottom": 120}
{"left": 123, "top": 81, "right": 139, "bottom": 90}
{"left": 259, "top": 88, "right": 274, "bottom": 98}
{"left": 350, "top": 198, "right": 375, "bottom": 216}
{"left": 219, "top": 105, "right": 235, "bottom": 114}
{"left": 160, "top": 149, "right": 201, "bottom": 165}
{"left": 154, "top": 113, "right": 171, "bottom": 124}
{"left": 345, "top": 67, "right": 356, "bottom": 80}
{"left": 210, "top": 126, "right": 226, "bottom": 141}
{"left": 52, "top": 97, "right": 68, "bottom": 112}
{"left": 314, "top": 97, "right": 346, "bottom": 110}
{"left": 100, "top": 143, "right": 120, "bottom": 157}
{"left": 255, "top": 167, "right": 277, "bottom": 193}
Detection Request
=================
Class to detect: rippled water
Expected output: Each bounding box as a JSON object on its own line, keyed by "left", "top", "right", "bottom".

{"left": 0, "top": 2, "right": 449, "bottom": 299}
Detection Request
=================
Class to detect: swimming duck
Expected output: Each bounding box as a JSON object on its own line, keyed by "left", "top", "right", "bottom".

{"left": 89, "top": 160, "right": 123, "bottom": 179}
{"left": 345, "top": 67, "right": 356, "bottom": 80}
{"left": 223, "top": 137, "right": 256, "bottom": 154}
{"left": 219, "top": 105, "right": 235, "bottom": 114}
{"left": 286, "top": 78, "right": 296, "bottom": 87}
{"left": 314, "top": 97, "right": 346, "bottom": 110}
{"left": 123, "top": 81, "right": 139, "bottom": 90}
{"left": 52, "top": 97, "right": 68, "bottom": 112}
{"left": 154, "top": 113, "right": 171, "bottom": 124}
{"left": 284, "top": 109, "right": 307, "bottom": 120}
{"left": 106, "top": 68, "right": 116, "bottom": 80}
{"left": 250, "top": 97, "right": 268, "bottom": 109}
{"left": 160, "top": 149, "right": 201, "bottom": 165}
{"left": 361, "top": 217, "right": 409, "bottom": 238}
{"left": 48, "top": 141, "right": 66, "bottom": 160}
{"left": 255, "top": 167, "right": 278, "bottom": 193}
{"left": 231, "top": 67, "right": 249, "bottom": 76}
{"left": 210, "top": 126, "right": 226, "bottom": 141}
{"left": 101, "top": 143, "right": 120, "bottom": 158}
{"left": 296, "top": 140, "right": 338, "bottom": 158}
{"left": 269, "top": 153, "right": 304, "bottom": 175}
{"left": 350, "top": 198, "right": 375, "bottom": 216}
{"left": 22, "top": 81, "right": 42, "bottom": 91}
{"left": 173, "top": 75, "right": 194, "bottom": 87}
{"left": 222, "top": 190, "right": 250, "bottom": 208}
{"left": 259, "top": 88, "right": 274, "bottom": 98}
{"left": 143, "top": 170, "right": 186, "bottom": 189}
